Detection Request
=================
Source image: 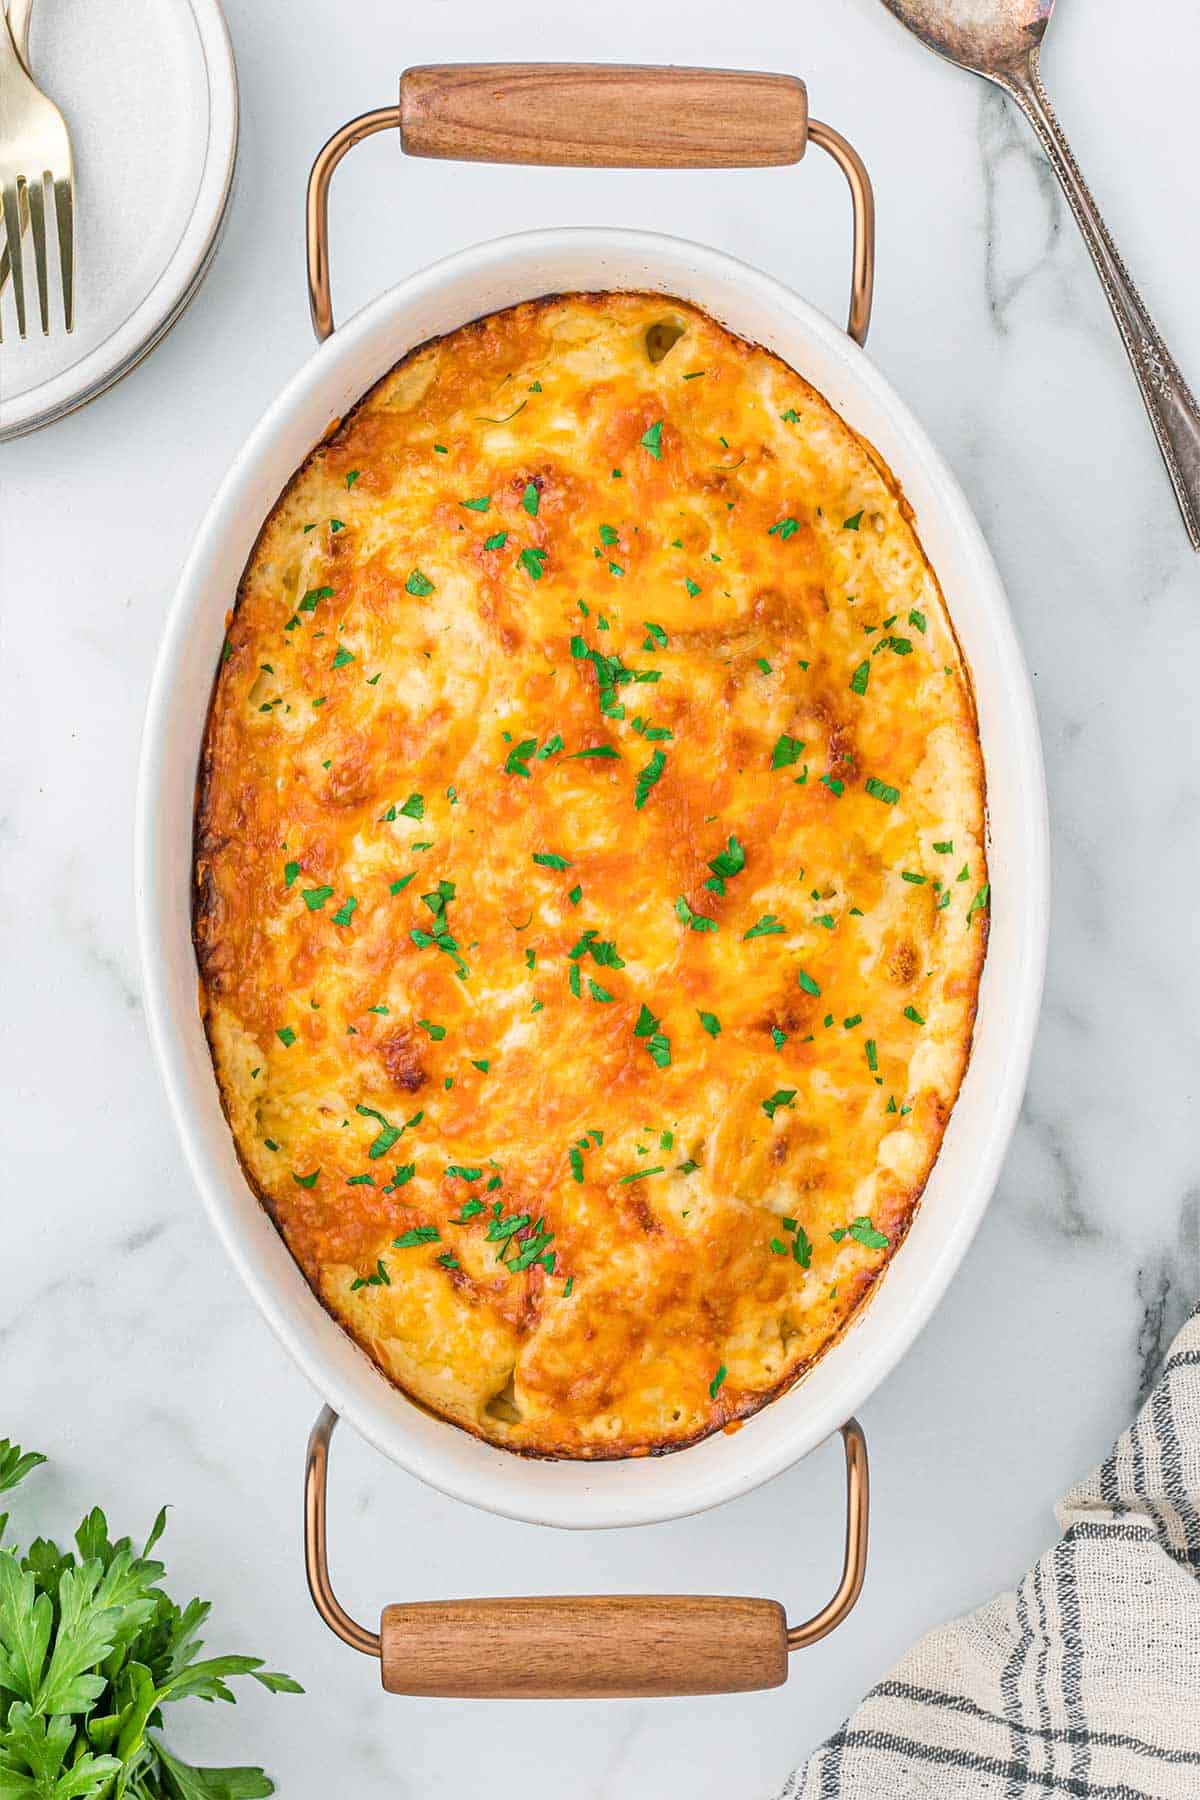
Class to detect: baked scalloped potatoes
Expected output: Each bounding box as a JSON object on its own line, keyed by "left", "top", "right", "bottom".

{"left": 194, "top": 292, "right": 988, "bottom": 1458}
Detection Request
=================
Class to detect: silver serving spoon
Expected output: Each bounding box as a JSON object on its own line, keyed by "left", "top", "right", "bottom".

{"left": 879, "top": 0, "right": 1200, "bottom": 551}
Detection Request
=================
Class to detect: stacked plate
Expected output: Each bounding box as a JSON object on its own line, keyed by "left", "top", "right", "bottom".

{"left": 0, "top": 0, "right": 237, "bottom": 440}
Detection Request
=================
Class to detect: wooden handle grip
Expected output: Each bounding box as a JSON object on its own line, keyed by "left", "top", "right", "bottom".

{"left": 380, "top": 1594, "right": 788, "bottom": 1698}
{"left": 399, "top": 64, "right": 809, "bottom": 169}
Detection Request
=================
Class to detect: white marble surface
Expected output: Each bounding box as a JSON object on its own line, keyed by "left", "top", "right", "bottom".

{"left": 3, "top": 1, "right": 1199, "bottom": 1794}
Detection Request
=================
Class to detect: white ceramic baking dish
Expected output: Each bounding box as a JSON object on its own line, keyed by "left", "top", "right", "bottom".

{"left": 135, "top": 63, "right": 1048, "bottom": 1698}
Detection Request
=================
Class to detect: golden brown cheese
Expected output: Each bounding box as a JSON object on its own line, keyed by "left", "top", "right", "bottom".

{"left": 195, "top": 293, "right": 988, "bottom": 1458}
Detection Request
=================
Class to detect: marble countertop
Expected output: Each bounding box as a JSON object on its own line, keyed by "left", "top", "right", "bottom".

{"left": 3, "top": 0, "right": 1198, "bottom": 1793}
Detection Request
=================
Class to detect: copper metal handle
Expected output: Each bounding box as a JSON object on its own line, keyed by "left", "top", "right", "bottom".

{"left": 304, "top": 65, "right": 874, "bottom": 346}
{"left": 303, "top": 1407, "right": 868, "bottom": 1699}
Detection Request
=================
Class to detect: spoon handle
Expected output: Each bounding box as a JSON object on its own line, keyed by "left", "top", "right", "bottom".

{"left": 1004, "top": 52, "right": 1200, "bottom": 551}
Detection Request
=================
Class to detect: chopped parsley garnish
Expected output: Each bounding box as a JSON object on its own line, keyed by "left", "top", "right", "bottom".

{"left": 643, "top": 621, "right": 668, "bottom": 650}
{"left": 417, "top": 1019, "right": 446, "bottom": 1040}
{"left": 276, "top": 1026, "right": 296, "bottom": 1047}
{"left": 332, "top": 646, "right": 354, "bottom": 669}
{"left": 909, "top": 609, "right": 926, "bottom": 632}
{"left": 393, "top": 1227, "right": 440, "bottom": 1248}
{"left": 346, "top": 470, "right": 360, "bottom": 488}
{"left": 709, "top": 1365, "right": 727, "bottom": 1399}
{"left": 517, "top": 546, "right": 547, "bottom": 580}
{"left": 330, "top": 897, "right": 358, "bottom": 926}
{"left": 865, "top": 777, "right": 900, "bottom": 806}
{"left": 967, "top": 883, "right": 990, "bottom": 926}
{"left": 292, "top": 1168, "right": 319, "bottom": 1188}
{"left": 350, "top": 1258, "right": 391, "bottom": 1290}
{"left": 771, "top": 734, "right": 805, "bottom": 770}
{"left": 462, "top": 495, "right": 490, "bottom": 512}
{"left": 744, "top": 914, "right": 785, "bottom": 940}
{"left": 933, "top": 840, "right": 954, "bottom": 855}
{"left": 844, "top": 510, "right": 864, "bottom": 530}
{"left": 533, "top": 852, "right": 572, "bottom": 870}
{"left": 302, "top": 885, "right": 334, "bottom": 912}
{"left": 298, "top": 585, "right": 333, "bottom": 614}
{"left": 850, "top": 660, "right": 870, "bottom": 696}
{"left": 619, "top": 1167, "right": 664, "bottom": 1184}
{"left": 762, "top": 1089, "right": 797, "bottom": 1120}
{"left": 768, "top": 517, "right": 799, "bottom": 540}
{"left": 903, "top": 1005, "right": 925, "bottom": 1025}
{"left": 284, "top": 859, "right": 301, "bottom": 887}
{"left": 477, "top": 400, "right": 527, "bottom": 425}
{"left": 640, "top": 419, "right": 664, "bottom": 459}
{"left": 634, "top": 749, "right": 666, "bottom": 810}
{"left": 796, "top": 968, "right": 821, "bottom": 997}
{"left": 390, "top": 872, "right": 416, "bottom": 894}
{"left": 406, "top": 568, "right": 435, "bottom": 596}
{"left": 599, "top": 523, "right": 619, "bottom": 546}
{"left": 865, "top": 1038, "right": 878, "bottom": 1072}
{"left": 521, "top": 480, "right": 540, "bottom": 517}
{"left": 831, "top": 1216, "right": 889, "bottom": 1250}
{"left": 675, "top": 895, "right": 718, "bottom": 933}
{"left": 698, "top": 1010, "right": 721, "bottom": 1038}
{"left": 634, "top": 1003, "right": 671, "bottom": 1068}
{"left": 505, "top": 737, "right": 538, "bottom": 777}
{"left": 685, "top": 578, "right": 701, "bottom": 597}
{"left": 705, "top": 835, "right": 745, "bottom": 895}
{"left": 484, "top": 530, "right": 508, "bottom": 550}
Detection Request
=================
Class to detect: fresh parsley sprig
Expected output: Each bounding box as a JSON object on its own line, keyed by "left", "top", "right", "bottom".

{"left": 0, "top": 1437, "right": 300, "bottom": 1799}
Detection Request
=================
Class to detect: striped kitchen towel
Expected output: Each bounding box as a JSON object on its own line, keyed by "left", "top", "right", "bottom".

{"left": 778, "top": 1306, "right": 1200, "bottom": 1798}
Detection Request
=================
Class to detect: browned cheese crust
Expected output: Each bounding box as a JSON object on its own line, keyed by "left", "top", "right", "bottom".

{"left": 194, "top": 292, "right": 989, "bottom": 1457}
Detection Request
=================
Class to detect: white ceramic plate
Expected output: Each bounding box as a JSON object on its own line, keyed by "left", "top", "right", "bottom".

{"left": 136, "top": 228, "right": 1049, "bottom": 1529}
{"left": 0, "top": 0, "right": 237, "bottom": 440}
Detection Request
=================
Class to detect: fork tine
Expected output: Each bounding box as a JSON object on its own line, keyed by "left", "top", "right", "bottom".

{"left": 52, "top": 172, "right": 72, "bottom": 331}
{"left": 27, "top": 173, "right": 49, "bottom": 334}
{"left": 1, "top": 179, "right": 27, "bottom": 337}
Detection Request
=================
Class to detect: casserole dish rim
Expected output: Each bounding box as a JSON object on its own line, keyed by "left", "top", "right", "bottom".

{"left": 135, "top": 224, "right": 1049, "bottom": 1529}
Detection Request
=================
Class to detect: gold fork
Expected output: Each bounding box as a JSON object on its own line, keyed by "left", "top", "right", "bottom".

{"left": 0, "top": 0, "right": 33, "bottom": 299}
{"left": 0, "top": 0, "right": 74, "bottom": 338}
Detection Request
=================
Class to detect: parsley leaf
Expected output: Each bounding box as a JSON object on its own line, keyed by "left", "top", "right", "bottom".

{"left": 0, "top": 1436, "right": 300, "bottom": 1796}
{"left": 517, "top": 547, "right": 547, "bottom": 580}
{"left": 771, "top": 734, "right": 805, "bottom": 770}
{"left": 634, "top": 749, "right": 666, "bottom": 810}
{"left": 640, "top": 419, "right": 664, "bottom": 459}
{"left": 762, "top": 1089, "right": 797, "bottom": 1120}
{"left": 406, "top": 568, "right": 435, "bottom": 596}
{"left": 744, "top": 914, "right": 785, "bottom": 940}
{"left": 505, "top": 738, "right": 538, "bottom": 778}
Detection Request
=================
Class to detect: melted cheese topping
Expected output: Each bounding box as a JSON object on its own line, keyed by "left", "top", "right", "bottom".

{"left": 195, "top": 293, "right": 988, "bottom": 1458}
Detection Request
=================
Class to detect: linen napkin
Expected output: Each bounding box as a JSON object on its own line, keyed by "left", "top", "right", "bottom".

{"left": 777, "top": 1306, "right": 1200, "bottom": 1798}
